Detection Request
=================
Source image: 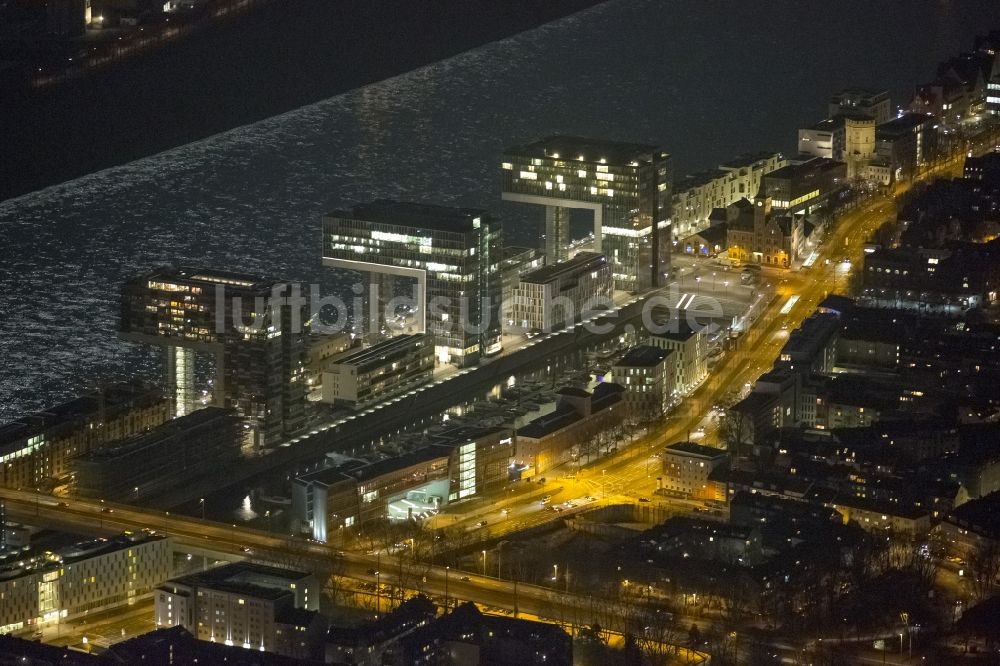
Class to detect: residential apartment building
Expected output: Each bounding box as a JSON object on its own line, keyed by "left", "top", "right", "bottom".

{"left": 860, "top": 242, "right": 1000, "bottom": 316}
{"left": 0, "top": 532, "right": 171, "bottom": 635}
{"left": 763, "top": 157, "right": 846, "bottom": 214}
{"left": 73, "top": 407, "right": 241, "bottom": 501}
{"left": 671, "top": 151, "right": 785, "bottom": 238}
{"left": 661, "top": 442, "right": 728, "bottom": 500}
{"left": 509, "top": 251, "right": 612, "bottom": 332}
{"left": 875, "top": 113, "right": 938, "bottom": 182}
{"left": 514, "top": 383, "right": 625, "bottom": 475}
{"left": 613, "top": 345, "right": 676, "bottom": 419}
{"left": 120, "top": 267, "right": 307, "bottom": 448}
{"left": 323, "top": 201, "right": 503, "bottom": 367}
{"left": 325, "top": 595, "right": 436, "bottom": 665}
{"left": 320, "top": 334, "right": 434, "bottom": 409}
{"left": 155, "top": 562, "right": 323, "bottom": 660}
{"left": 647, "top": 320, "right": 707, "bottom": 395}
{"left": 0, "top": 382, "right": 170, "bottom": 490}
{"left": 400, "top": 602, "right": 572, "bottom": 666}
{"left": 500, "top": 246, "right": 544, "bottom": 330}
{"left": 502, "top": 135, "right": 672, "bottom": 291}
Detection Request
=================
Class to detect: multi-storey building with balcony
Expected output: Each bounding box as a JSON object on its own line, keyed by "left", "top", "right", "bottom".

{"left": 509, "top": 251, "right": 612, "bottom": 332}
{"left": 320, "top": 334, "right": 434, "bottom": 409}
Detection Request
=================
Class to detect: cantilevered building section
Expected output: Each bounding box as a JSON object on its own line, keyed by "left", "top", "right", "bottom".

{"left": 120, "top": 267, "right": 307, "bottom": 449}
{"left": 501, "top": 135, "right": 671, "bottom": 292}
{"left": 322, "top": 201, "right": 503, "bottom": 367}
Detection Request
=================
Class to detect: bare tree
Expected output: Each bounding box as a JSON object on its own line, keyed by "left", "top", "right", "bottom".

{"left": 966, "top": 539, "right": 1000, "bottom": 603}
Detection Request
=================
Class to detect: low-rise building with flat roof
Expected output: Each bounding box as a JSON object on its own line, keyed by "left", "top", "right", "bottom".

{"left": 320, "top": 334, "right": 434, "bottom": 409}
{"left": 155, "top": 562, "right": 323, "bottom": 660}
{"left": 515, "top": 383, "right": 625, "bottom": 475}
{"left": 293, "top": 426, "right": 514, "bottom": 540}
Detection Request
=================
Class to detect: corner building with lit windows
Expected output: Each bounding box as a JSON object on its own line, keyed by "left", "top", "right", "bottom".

{"left": 501, "top": 136, "right": 672, "bottom": 292}
{"left": 322, "top": 201, "right": 502, "bottom": 367}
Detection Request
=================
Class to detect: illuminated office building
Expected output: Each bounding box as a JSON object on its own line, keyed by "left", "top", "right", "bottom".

{"left": 501, "top": 135, "right": 672, "bottom": 292}
{"left": 322, "top": 201, "right": 502, "bottom": 367}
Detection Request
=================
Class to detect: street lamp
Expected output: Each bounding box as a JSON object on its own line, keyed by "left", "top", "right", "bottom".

{"left": 552, "top": 564, "right": 558, "bottom": 582}
{"left": 482, "top": 550, "right": 487, "bottom": 576}
{"left": 444, "top": 566, "right": 450, "bottom": 611}
{"left": 199, "top": 498, "right": 205, "bottom": 520}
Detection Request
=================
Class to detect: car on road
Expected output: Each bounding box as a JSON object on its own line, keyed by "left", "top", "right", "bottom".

{"left": 366, "top": 568, "right": 379, "bottom": 576}
{"left": 540, "top": 496, "right": 551, "bottom": 505}
{"left": 58, "top": 502, "right": 68, "bottom": 507}
{"left": 638, "top": 497, "right": 651, "bottom": 503}
{"left": 460, "top": 576, "right": 470, "bottom": 581}
{"left": 476, "top": 520, "right": 488, "bottom": 528}
{"left": 241, "top": 546, "right": 252, "bottom": 554}
{"left": 101, "top": 507, "right": 114, "bottom": 513}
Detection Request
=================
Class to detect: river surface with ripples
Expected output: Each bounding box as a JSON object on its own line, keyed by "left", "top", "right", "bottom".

{"left": 1, "top": 0, "right": 997, "bottom": 419}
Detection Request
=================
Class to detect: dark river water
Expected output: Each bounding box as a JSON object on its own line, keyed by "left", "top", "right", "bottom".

{"left": 1, "top": 0, "right": 998, "bottom": 419}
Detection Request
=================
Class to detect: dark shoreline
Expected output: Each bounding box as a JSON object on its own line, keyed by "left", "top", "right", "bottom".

{"left": 0, "top": 0, "right": 604, "bottom": 203}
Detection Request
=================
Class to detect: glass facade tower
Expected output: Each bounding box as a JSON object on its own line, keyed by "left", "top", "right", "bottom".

{"left": 322, "top": 200, "right": 503, "bottom": 367}
{"left": 501, "top": 136, "right": 672, "bottom": 292}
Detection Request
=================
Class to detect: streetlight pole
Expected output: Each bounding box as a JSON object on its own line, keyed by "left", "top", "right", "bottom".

{"left": 481, "top": 550, "right": 487, "bottom": 576}
{"left": 375, "top": 552, "right": 381, "bottom": 618}
{"left": 444, "top": 566, "right": 450, "bottom": 612}
{"left": 199, "top": 498, "right": 205, "bottom": 520}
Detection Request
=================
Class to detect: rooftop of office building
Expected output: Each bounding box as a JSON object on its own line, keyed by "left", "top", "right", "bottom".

{"left": 517, "top": 382, "right": 624, "bottom": 439}
{"left": 328, "top": 199, "right": 492, "bottom": 234}
{"left": 139, "top": 265, "right": 278, "bottom": 291}
{"left": 164, "top": 561, "right": 313, "bottom": 598}
{"left": 765, "top": 156, "right": 846, "bottom": 181}
{"left": 0, "top": 532, "right": 165, "bottom": 582}
{"left": 0, "top": 381, "right": 163, "bottom": 448}
{"left": 719, "top": 151, "right": 782, "bottom": 170}
{"left": 78, "top": 407, "right": 235, "bottom": 462}
{"left": 650, "top": 319, "right": 701, "bottom": 342}
{"left": 505, "top": 135, "right": 663, "bottom": 165}
{"left": 615, "top": 345, "right": 671, "bottom": 368}
{"left": 519, "top": 251, "right": 606, "bottom": 284}
{"left": 876, "top": 113, "right": 933, "bottom": 137}
{"left": 328, "top": 334, "right": 427, "bottom": 368}
{"left": 665, "top": 441, "right": 728, "bottom": 459}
